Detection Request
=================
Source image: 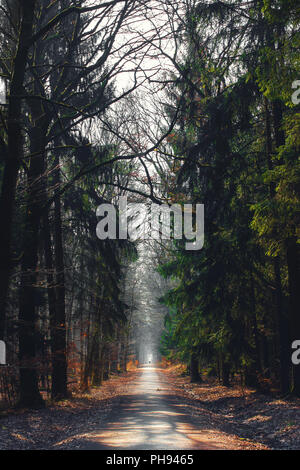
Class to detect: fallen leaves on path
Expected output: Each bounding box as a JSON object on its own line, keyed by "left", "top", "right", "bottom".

{"left": 0, "top": 371, "right": 138, "bottom": 450}
{"left": 161, "top": 367, "right": 300, "bottom": 450}
{"left": 1, "top": 366, "right": 299, "bottom": 450}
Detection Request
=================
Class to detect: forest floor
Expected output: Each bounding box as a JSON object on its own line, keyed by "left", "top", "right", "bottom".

{"left": 162, "top": 364, "right": 300, "bottom": 450}
{"left": 0, "top": 365, "right": 299, "bottom": 450}
{"left": 0, "top": 370, "right": 137, "bottom": 450}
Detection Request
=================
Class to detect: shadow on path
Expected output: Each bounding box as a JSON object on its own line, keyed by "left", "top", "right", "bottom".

{"left": 52, "top": 367, "right": 251, "bottom": 450}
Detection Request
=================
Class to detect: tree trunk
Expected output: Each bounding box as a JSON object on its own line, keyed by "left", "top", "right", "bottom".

{"left": 286, "top": 237, "right": 300, "bottom": 396}
{"left": 42, "top": 209, "right": 61, "bottom": 398}
{"left": 274, "top": 258, "right": 290, "bottom": 395}
{"left": 82, "top": 331, "right": 94, "bottom": 391}
{"left": 92, "top": 342, "right": 102, "bottom": 386}
{"left": 265, "top": 97, "right": 290, "bottom": 394}
{"left": 18, "top": 123, "right": 46, "bottom": 408}
{"left": 261, "top": 333, "right": 270, "bottom": 378}
{"left": 190, "top": 352, "right": 202, "bottom": 383}
{"left": 122, "top": 331, "right": 129, "bottom": 372}
{"left": 103, "top": 347, "right": 110, "bottom": 381}
{"left": 0, "top": 0, "right": 36, "bottom": 339}
{"left": 221, "top": 360, "right": 230, "bottom": 387}
{"left": 51, "top": 152, "right": 68, "bottom": 400}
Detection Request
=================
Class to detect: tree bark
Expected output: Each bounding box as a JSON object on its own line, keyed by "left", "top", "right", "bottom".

{"left": 18, "top": 122, "right": 47, "bottom": 408}
{"left": 286, "top": 237, "right": 300, "bottom": 396}
{"left": 264, "top": 97, "right": 290, "bottom": 394}
{"left": 190, "top": 352, "right": 202, "bottom": 383}
{"left": 221, "top": 360, "right": 230, "bottom": 387}
{"left": 274, "top": 259, "right": 290, "bottom": 394}
{"left": 51, "top": 152, "right": 68, "bottom": 400}
{"left": 0, "top": 0, "right": 36, "bottom": 339}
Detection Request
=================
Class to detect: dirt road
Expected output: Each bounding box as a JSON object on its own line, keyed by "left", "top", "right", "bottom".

{"left": 53, "top": 366, "right": 265, "bottom": 450}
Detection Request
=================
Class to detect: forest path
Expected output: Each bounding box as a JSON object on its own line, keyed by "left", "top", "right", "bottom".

{"left": 57, "top": 366, "right": 264, "bottom": 450}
